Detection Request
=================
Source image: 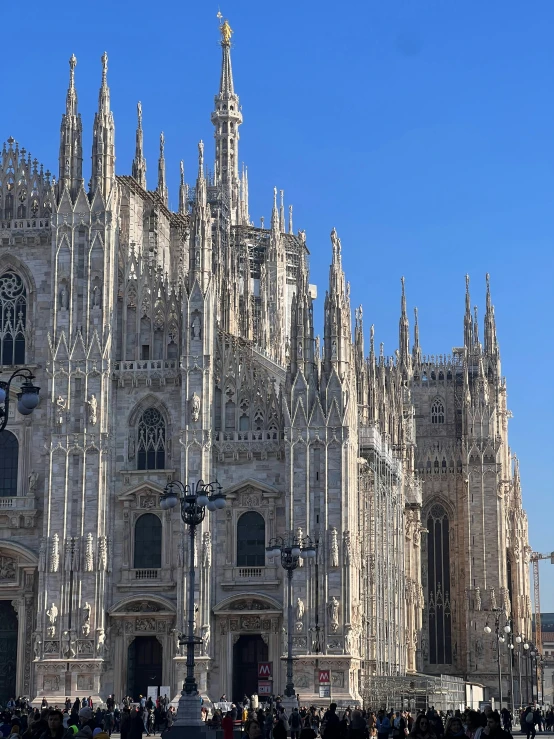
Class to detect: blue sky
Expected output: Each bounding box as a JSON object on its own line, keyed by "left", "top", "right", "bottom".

{"left": 6, "top": 0, "right": 554, "bottom": 608}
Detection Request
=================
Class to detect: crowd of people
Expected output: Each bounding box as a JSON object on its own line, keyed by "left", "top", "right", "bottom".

{"left": 0, "top": 695, "right": 175, "bottom": 739}
{"left": 210, "top": 701, "right": 554, "bottom": 739}
{"left": 1, "top": 696, "right": 554, "bottom": 739}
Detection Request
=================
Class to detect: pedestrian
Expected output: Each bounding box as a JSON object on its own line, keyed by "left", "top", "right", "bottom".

{"left": 410, "top": 714, "right": 436, "bottom": 739}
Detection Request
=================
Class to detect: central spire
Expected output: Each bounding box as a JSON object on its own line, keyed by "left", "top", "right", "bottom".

{"left": 90, "top": 52, "right": 115, "bottom": 199}
{"left": 211, "top": 14, "right": 244, "bottom": 225}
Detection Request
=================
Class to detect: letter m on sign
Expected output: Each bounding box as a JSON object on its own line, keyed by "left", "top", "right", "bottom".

{"left": 258, "top": 662, "right": 272, "bottom": 678}
{"left": 319, "top": 670, "right": 331, "bottom": 684}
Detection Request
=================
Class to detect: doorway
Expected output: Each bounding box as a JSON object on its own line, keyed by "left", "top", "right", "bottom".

{"left": 0, "top": 602, "right": 17, "bottom": 706}
{"left": 232, "top": 634, "right": 268, "bottom": 703}
{"left": 128, "top": 636, "right": 162, "bottom": 700}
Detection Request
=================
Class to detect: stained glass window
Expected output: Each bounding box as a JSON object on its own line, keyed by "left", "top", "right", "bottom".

{"left": 237, "top": 511, "right": 265, "bottom": 567}
{"left": 134, "top": 513, "right": 162, "bottom": 569}
{"left": 0, "top": 272, "right": 26, "bottom": 365}
{"left": 427, "top": 503, "right": 452, "bottom": 664}
{"left": 137, "top": 408, "right": 166, "bottom": 470}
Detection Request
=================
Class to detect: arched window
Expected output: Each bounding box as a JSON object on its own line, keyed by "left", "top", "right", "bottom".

{"left": 237, "top": 511, "right": 265, "bottom": 567}
{"left": 137, "top": 408, "right": 166, "bottom": 470}
{"left": 134, "top": 513, "right": 162, "bottom": 569}
{"left": 0, "top": 431, "right": 18, "bottom": 497}
{"left": 431, "top": 398, "right": 445, "bottom": 424}
{"left": 426, "top": 503, "right": 452, "bottom": 664}
{"left": 0, "top": 272, "right": 27, "bottom": 365}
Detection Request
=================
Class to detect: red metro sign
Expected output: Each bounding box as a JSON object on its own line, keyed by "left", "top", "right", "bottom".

{"left": 318, "top": 669, "right": 331, "bottom": 685}
{"left": 258, "top": 662, "right": 272, "bottom": 678}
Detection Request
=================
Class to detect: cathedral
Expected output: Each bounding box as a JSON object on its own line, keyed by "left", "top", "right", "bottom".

{"left": 0, "top": 20, "right": 532, "bottom": 707}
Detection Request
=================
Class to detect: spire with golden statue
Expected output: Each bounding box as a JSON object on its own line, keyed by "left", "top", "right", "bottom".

{"left": 217, "top": 10, "right": 233, "bottom": 46}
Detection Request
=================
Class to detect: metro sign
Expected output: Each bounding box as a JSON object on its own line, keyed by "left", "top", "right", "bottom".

{"left": 258, "top": 662, "right": 272, "bottom": 678}
{"left": 258, "top": 681, "right": 272, "bottom": 695}
{"left": 319, "top": 669, "right": 331, "bottom": 685}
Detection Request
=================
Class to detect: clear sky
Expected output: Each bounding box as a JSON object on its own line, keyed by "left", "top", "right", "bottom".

{"left": 5, "top": 0, "right": 553, "bottom": 608}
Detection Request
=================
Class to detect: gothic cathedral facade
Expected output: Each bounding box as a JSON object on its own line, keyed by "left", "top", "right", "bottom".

{"left": 0, "top": 24, "right": 531, "bottom": 706}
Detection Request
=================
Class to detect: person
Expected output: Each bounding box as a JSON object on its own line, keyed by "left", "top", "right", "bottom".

{"left": 524, "top": 708, "right": 536, "bottom": 739}
{"left": 410, "top": 714, "right": 436, "bottom": 739}
{"left": 74, "top": 707, "right": 95, "bottom": 739}
{"left": 444, "top": 717, "right": 465, "bottom": 739}
{"left": 483, "top": 711, "right": 511, "bottom": 739}
{"left": 299, "top": 715, "right": 317, "bottom": 739}
{"left": 222, "top": 711, "right": 234, "bottom": 739}
{"left": 322, "top": 704, "right": 341, "bottom": 739}
{"left": 247, "top": 721, "right": 261, "bottom": 739}
{"left": 119, "top": 709, "right": 130, "bottom": 739}
{"left": 38, "top": 711, "right": 66, "bottom": 739}
{"left": 1, "top": 716, "right": 13, "bottom": 738}
{"left": 393, "top": 712, "right": 408, "bottom": 739}
{"left": 377, "top": 710, "right": 392, "bottom": 739}
{"left": 290, "top": 708, "right": 302, "bottom": 739}
{"left": 7, "top": 722, "right": 20, "bottom": 739}
{"left": 272, "top": 716, "right": 287, "bottom": 739}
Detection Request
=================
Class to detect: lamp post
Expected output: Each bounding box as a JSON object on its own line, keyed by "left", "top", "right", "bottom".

{"left": 507, "top": 623, "right": 515, "bottom": 716}
{"left": 484, "top": 608, "right": 510, "bottom": 709}
{"left": 160, "top": 479, "right": 226, "bottom": 734}
{"left": 0, "top": 368, "right": 40, "bottom": 432}
{"left": 529, "top": 647, "right": 537, "bottom": 704}
{"left": 523, "top": 640, "right": 530, "bottom": 704}
{"left": 515, "top": 634, "right": 523, "bottom": 709}
{"left": 266, "top": 533, "right": 316, "bottom": 708}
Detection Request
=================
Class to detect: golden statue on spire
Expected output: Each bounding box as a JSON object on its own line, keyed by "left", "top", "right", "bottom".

{"left": 217, "top": 10, "right": 233, "bottom": 45}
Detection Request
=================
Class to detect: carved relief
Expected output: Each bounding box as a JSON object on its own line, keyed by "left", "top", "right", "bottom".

{"left": 0, "top": 555, "right": 16, "bottom": 580}
{"left": 189, "top": 393, "right": 201, "bottom": 422}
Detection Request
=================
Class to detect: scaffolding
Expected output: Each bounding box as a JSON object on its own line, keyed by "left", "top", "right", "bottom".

{"left": 362, "top": 674, "right": 466, "bottom": 713}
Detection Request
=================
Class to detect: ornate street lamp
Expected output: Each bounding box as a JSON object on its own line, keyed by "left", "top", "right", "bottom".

{"left": 0, "top": 368, "right": 40, "bottom": 432}
{"left": 160, "top": 479, "right": 225, "bottom": 732}
{"left": 266, "top": 533, "right": 316, "bottom": 706}
{"left": 484, "top": 608, "right": 510, "bottom": 708}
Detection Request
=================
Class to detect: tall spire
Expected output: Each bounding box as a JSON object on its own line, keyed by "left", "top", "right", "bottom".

{"left": 279, "top": 190, "right": 285, "bottom": 232}
{"left": 464, "top": 274, "right": 473, "bottom": 351}
{"left": 132, "top": 101, "right": 147, "bottom": 189}
{"left": 484, "top": 273, "right": 498, "bottom": 355}
{"left": 271, "top": 186, "right": 279, "bottom": 231}
{"left": 90, "top": 52, "right": 115, "bottom": 199}
{"left": 323, "top": 228, "right": 352, "bottom": 375}
{"left": 58, "top": 54, "right": 83, "bottom": 200}
{"left": 398, "top": 276, "right": 410, "bottom": 367}
{"left": 178, "top": 160, "right": 187, "bottom": 215}
{"left": 157, "top": 132, "right": 168, "bottom": 205}
{"left": 473, "top": 305, "right": 480, "bottom": 346}
{"left": 211, "top": 14, "right": 243, "bottom": 224}
{"left": 288, "top": 205, "right": 293, "bottom": 234}
{"left": 412, "top": 307, "right": 421, "bottom": 365}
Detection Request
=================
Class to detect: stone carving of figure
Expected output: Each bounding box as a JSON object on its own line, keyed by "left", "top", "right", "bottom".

{"left": 344, "top": 626, "right": 354, "bottom": 654}
{"left": 85, "top": 533, "right": 94, "bottom": 572}
{"left": 343, "top": 531, "right": 351, "bottom": 565}
{"left": 62, "top": 630, "right": 71, "bottom": 657}
{"left": 50, "top": 533, "right": 60, "bottom": 573}
{"left": 281, "top": 627, "right": 288, "bottom": 656}
{"left": 28, "top": 470, "right": 38, "bottom": 493}
{"left": 190, "top": 393, "right": 201, "bottom": 423}
{"left": 202, "top": 532, "right": 211, "bottom": 567}
{"left": 38, "top": 539, "right": 46, "bottom": 572}
{"left": 476, "top": 639, "right": 483, "bottom": 659}
{"left": 421, "top": 630, "right": 428, "bottom": 659}
{"left": 98, "top": 536, "right": 107, "bottom": 571}
{"left": 296, "top": 598, "right": 305, "bottom": 623}
{"left": 96, "top": 628, "right": 106, "bottom": 655}
{"left": 128, "top": 435, "right": 135, "bottom": 460}
{"left": 501, "top": 587, "right": 511, "bottom": 617}
{"left": 297, "top": 342, "right": 303, "bottom": 358}
{"left": 56, "top": 396, "right": 66, "bottom": 425}
{"left": 330, "top": 528, "right": 339, "bottom": 568}
{"left": 328, "top": 597, "right": 340, "bottom": 633}
{"left": 46, "top": 602, "right": 58, "bottom": 627}
{"left": 191, "top": 313, "right": 201, "bottom": 339}
{"left": 193, "top": 602, "right": 199, "bottom": 633}
{"left": 177, "top": 542, "right": 185, "bottom": 568}
{"left": 475, "top": 587, "right": 482, "bottom": 611}
{"left": 201, "top": 624, "right": 210, "bottom": 654}
{"left": 33, "top": 631, "right": 42, "bottom": 659}
{"left": 489, "top": 587, "right": 497, "bottom": 611}
{"left": 173, "top": 629, "right": 182, "bottom": 656}
{"left": 64, "top": 538, "right": 73, "bottom": 572}
{"left": 92, "top": 285, "right": 101, "bottom": 308}
{"left": 331, "top": 339, "right": 337, "bottom": 358}
{"left": 86, "top": 395, "right": 97, "bottom": 426}
{"left": 60, "top": 285, "right": 69, "bottom": 309}
{"left": 296, "top": 527, "right": 304, "bottom": 567}
{"left": 82, "top": 602, "right": 91, "bottom": 636}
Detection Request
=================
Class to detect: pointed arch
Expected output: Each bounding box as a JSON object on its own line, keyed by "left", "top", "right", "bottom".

{"left": 431, "top": 396, "right": 445, "bottom": 424}
{"left": 0, "top": 265, "right": 30, "bottom": 366}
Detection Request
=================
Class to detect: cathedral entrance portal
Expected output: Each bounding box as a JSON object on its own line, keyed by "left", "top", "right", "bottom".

{"left": 0, "top": 602, "right": 18, "bottom": 706}
{"left": 232, "top": 635, "right": 268, "bottom": 703}
{"left": 128, "top": 637, "right": 163, "bottom": 700}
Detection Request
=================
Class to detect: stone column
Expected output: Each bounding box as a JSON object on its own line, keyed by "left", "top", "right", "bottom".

{"left": 12, "top": 599, "right": 26, "bottom": 696}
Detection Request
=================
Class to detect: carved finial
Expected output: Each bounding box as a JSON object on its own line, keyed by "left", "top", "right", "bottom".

{"left": 466, "top": 273, "right": 470, "bottom": 293}
{"left": 160, "top": 132, "right": 165, "bottom": 155}
{"left": 137, "top": 101, "right": 142, "bottom": 126}
{"left": 101, "top": 52, "right": 108, "bottom": 83}
{"left": 288, "top": 204, "right": 293, "bottom": 234}
{"left": 198, "top": 140, "right": 204, "bottom": 179}
{"left": 414, "top": 306, "right": 418, "bottom": 324}
{"left": 380, "top": 341, "right": 384, "bottom": 358}
{"left": 69, "top": 54, "right": 77, "bottom": 79}
{"left": 180, "top": 160, "right": 185, "bottom": 184}
{"left": 401, "top": 275, "right": 405, "bottom": 295}
{"left": 273, "top": 186, "right": 277, "bottom": 208}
